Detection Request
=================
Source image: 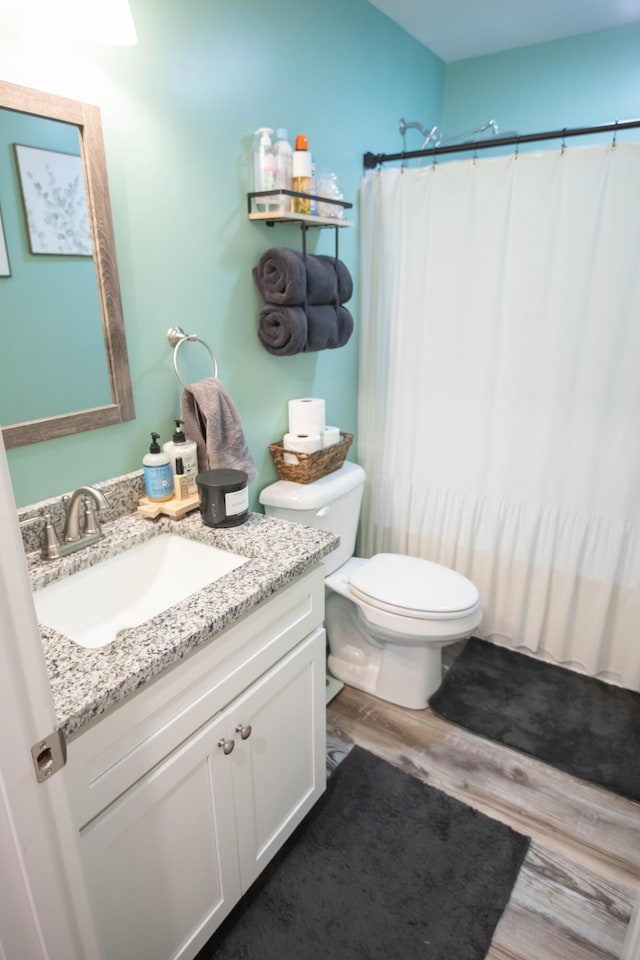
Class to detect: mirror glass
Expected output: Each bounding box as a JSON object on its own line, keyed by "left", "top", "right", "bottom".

{"left": 0, "top": 81, "right": 135, "bottom": 448}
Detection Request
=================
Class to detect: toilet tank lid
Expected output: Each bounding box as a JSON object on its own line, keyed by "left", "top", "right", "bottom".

{"left": 259, "top": 461, "right": 365, "bottom": 510}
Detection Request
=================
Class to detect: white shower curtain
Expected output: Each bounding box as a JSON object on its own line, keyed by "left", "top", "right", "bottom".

{"left": 359, "top": 144, "right": 640, "bottom": 691}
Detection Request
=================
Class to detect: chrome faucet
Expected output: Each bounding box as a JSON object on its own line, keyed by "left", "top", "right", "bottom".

{"left": 20, "top": 485, "right": 109, "bottom": 560}
{"left": 62, "top": 486, "right": 109, "bottom": 543}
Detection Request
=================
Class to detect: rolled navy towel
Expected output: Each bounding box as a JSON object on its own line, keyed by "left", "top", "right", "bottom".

{"left": 258, "top": 304, "right": 308, "bottom": 356}
{"left": 252, "top": 248, "right": 353, "bottom": 305}
{"left": 305, "top": 304, "right": 354, "bottom": 351}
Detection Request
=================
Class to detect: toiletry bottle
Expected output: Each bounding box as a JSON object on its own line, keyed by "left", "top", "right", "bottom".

{"left": 173, "top": 457, "right": 189, "bottom": 500}
{"left": 273, "top": 128, "right": 293, "bottom": 213}
{"left": 143, "top": 432, "right": 173, "bottom": 502}
{"left": 163, "top": 420, "right": 198, "bottom": 496}
{"left": 253, "top": 127, "right": 278, "bottom": 211}
{"left": 292, "top": 134, "right": 312, "bottom": 214}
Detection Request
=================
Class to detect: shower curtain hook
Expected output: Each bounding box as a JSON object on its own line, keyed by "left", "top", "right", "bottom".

{"left": 561, "top": 128, "right": 567, "bottom": 155}
{"left": 514, "top": 135, "right": 520, "bottom": 160}
{"left": 612, "top": 120, "right": 618, "bottom": 149}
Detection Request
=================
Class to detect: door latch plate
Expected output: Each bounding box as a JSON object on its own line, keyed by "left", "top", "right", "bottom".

{"left": 31, "top": 729, "right": 67, "bottom": 783}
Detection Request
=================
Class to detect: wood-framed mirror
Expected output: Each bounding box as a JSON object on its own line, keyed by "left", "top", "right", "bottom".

{"left": 0, "top": 80, "right": 135, "bottom": 449}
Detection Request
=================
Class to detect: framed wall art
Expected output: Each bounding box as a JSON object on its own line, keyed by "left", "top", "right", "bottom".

{"left": 14, "top": 143, "right": 92, "bottom": 256}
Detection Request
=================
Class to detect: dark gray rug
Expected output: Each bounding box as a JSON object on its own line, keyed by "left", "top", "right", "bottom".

{"left": 198, "top": 746, "right": 529, "bottom": 960}
{"left": 429, "top": 637, "right": 640, "bottom": 802}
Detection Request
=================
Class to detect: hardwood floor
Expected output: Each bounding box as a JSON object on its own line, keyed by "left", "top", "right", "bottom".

{"left": 325, "top": 655, "right": 640, "bottom": 960}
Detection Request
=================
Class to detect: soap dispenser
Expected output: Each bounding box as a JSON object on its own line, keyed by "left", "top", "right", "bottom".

{"left": 253, "top": 127, "right": 278, "bottom": 211}
{"left": 143, "top": 432, "right": 173, "bottom": 502}
{"left": 163, "top": 420, "right": 199, "bottom": 496}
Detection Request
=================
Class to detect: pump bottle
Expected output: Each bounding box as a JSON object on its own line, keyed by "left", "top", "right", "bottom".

{"left": 163, "top": 420, "right": 199, "bottom": 496}
{"left": 253, "top": 127, "right": 278, "bottom": 211}
{"left": 143, "top": 433, "right": 173, "bottom": 502}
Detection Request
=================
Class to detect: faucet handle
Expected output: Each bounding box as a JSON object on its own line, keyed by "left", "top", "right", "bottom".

{"left": 40, "top": 512, "right": 63, "bottom": 559}
{"left": 82, "top": 496, "right": 104, "bottom": 538}
{"left": 19, "top": 512, "right": 62, "bottom": 560}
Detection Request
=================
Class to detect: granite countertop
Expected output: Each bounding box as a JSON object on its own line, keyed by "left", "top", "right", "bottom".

{"left": 26, "top": 507, "right": 336, "bottom": 740}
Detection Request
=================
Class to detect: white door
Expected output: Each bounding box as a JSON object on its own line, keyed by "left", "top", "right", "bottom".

{"left": 0, "top": 432, "right": 101, "bottom": 960}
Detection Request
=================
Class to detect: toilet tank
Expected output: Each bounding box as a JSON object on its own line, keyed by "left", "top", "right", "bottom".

{"left": 259, "top": 461, "right": 366, "bottom": 575}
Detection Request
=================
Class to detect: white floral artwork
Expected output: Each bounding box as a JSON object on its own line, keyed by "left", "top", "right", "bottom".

{"left": 14, "top": 144, "right": 93, "bottom": 256}
{"left": 0, "top": 207, "right": 10, "bottom": 277}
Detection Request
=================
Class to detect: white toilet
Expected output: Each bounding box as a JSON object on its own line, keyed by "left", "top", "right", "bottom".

{"left": 259, "top": 462, "right": 482, "bottom": 709}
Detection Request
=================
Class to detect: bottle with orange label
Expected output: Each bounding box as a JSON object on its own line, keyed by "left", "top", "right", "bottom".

{"left": 292, "top": 134, "right": 312, "bottom": 214}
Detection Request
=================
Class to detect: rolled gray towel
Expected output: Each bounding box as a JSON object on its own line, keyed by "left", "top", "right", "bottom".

{"left": 252, "top": 248, "right": 353, "bottom": 305}
{"left": 306, "top": 304, "right": 354, "bottom": 351}
{"left": 258, "top": 304, "right": 308, "bottom": 356}
{"left": 258, "top": 303, "right": 353, "bottom": 355}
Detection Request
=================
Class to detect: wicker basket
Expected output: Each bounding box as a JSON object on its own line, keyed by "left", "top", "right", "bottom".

{"left": 268, "top": 432, "right": 353, "bottom": 484}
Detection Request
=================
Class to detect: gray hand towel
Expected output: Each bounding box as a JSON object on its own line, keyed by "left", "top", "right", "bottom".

{"left": 258, "top": 303, "right": 353, "bottom": 355}
{"left": 181, "top": 378, "right": 257, "bottom": 482}
{"left": 252, "top": 248, "right": 353, "bottom": 306}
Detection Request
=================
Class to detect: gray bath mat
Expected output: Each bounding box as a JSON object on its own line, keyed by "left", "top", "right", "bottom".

{"left": 430, "top": 637, "right": 640, "bottom": 802}
{"left": 198, "top": 745, "right": 529, "bottom": 960}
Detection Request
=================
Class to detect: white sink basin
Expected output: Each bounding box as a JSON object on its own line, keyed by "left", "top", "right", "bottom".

{"left": 33, "top": 533, "right": 248, "bottom": 649}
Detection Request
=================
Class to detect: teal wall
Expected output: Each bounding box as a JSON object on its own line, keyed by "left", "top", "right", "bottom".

{"left": 442, "top": 24, "right": 640, "bottom": 150}
{"left": 3, "top": 7, "right": 638, "bottom": 511}
{"left": 2, "top": 0, "right": 444, "bottom": 507}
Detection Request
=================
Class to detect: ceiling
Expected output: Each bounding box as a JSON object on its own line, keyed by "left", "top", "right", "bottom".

{"left": 367, "top": 0, "right": 640, "bottom": 62}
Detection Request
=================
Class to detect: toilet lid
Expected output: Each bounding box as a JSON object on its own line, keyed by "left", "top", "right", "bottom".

{"left": 348, "top": 553, "right": 480, "bottom": 620}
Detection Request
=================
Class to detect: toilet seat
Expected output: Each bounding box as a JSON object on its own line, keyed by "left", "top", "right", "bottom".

{"left": 348, "top": 553, "right": 480, "bottom": 621}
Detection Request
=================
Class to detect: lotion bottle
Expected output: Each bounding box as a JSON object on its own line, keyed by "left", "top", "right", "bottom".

{"left": 143, "top": 433, "right": 173, "bottom": 502}
{"left": 163, "top": 420, "right": 198, "bottom": 496}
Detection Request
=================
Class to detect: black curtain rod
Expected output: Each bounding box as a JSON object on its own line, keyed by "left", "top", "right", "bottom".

{"left": 363, "top": 118, "right": 640, "bottom": 170}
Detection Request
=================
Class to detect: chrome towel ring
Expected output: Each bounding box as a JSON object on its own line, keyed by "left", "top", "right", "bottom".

{"left": 167, "top": 326, "right": 219, "bottom": 388}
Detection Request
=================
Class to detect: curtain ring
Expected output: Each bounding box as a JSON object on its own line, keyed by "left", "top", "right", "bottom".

{"left": 561, "top": 128, "right": 567, "bottom": 155}
{"left": 472, "top": 144, "right": 478, "bottom": 165}
{"left": 514, "top": 136, "right": 520, "bottom": 160}
{"left": 431, "top": 148, "right": 437, "bottom": 170}
{"left": 612, "top": 120, "right": 618, "bottom": 149}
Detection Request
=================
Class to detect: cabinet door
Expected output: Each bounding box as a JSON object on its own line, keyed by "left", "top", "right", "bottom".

{"left": 79, "top": 711, "right": 241, "bottom": 960}
{"left": 227, "top": 627, "right": 326, "bottom": 890}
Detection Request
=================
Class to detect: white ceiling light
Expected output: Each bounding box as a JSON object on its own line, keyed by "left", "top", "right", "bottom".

{"left": 76, "top": 0, "right": 138, "bottom": 46}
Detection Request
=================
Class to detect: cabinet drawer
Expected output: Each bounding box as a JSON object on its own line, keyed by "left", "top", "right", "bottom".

{"left": 67, "top": 568, "right": 324, "bottom": 828}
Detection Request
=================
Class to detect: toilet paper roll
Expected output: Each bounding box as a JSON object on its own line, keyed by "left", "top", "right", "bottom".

{"left": 288, "top": 398, "right": 326, "bottom": 437}
{"left": 283, "top": 432, "right": 322, "bottom": 465}
{"left": 283, "top": 432, "right": 323, "bottom": 454}
{"left": 322, "top": 425, "right": 341, "bottom": 448}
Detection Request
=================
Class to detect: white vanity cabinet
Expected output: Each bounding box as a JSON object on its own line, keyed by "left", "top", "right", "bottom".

{"left": 66, "top": 568, "right": 326, "bottom": 960}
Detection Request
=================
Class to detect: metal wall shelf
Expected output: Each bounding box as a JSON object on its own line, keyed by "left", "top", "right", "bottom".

{"left": 247, "top": 190, "right": 353, "bottom": 228}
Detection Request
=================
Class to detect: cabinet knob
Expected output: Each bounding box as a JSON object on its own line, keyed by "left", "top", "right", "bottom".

{"left": 235, "top": 723, "right": 252, "bottom": 740}
{"left": 217, "top": 737, "right": 235, "bottom": 755}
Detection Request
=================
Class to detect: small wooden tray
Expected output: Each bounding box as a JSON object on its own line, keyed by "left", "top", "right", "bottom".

{"left": 137, "top": 493, "right": 201, "bottom": 520}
